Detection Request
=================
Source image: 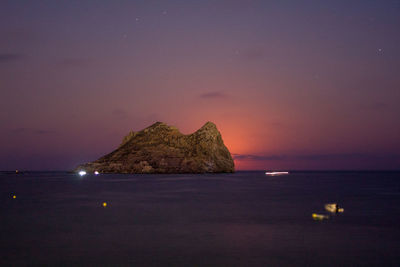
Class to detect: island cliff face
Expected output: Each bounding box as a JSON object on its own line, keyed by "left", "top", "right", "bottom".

{"left": 75, "top": 122, "right": 235, "bottom": 173}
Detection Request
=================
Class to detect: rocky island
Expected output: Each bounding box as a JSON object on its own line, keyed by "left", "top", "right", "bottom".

{"left": 75, "top": 121, "right": 235, "bottom": 173}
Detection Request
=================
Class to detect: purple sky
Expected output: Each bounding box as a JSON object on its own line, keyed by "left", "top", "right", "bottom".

{"left": 1, "top": 0, "right": 399, "bottom": 170}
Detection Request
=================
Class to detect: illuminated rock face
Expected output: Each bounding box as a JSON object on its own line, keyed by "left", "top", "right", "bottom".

{"left": 75, "top": 122, "right": 235, "bottom": 173}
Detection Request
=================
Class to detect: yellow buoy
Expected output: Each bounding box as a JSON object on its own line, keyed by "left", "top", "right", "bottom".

{"left": 312, "top": 213, "right": 329, "bottom": 220}
{"left": 12, "top": 195, "right": 16, "bottom": 199}
{"left": 102, "top": 202, "right": 107, "bottom": 207}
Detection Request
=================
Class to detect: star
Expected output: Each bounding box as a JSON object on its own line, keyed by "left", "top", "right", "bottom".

{"left": 135, "top": 17, "right": 140, "bottom": 22}
{"left": 162, "top": 10, "right": 167, "bottom": 15}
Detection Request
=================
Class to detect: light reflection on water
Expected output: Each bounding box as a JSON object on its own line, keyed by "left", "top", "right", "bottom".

{"left": 1, "top": 171, "right": 400, "bottom": 266}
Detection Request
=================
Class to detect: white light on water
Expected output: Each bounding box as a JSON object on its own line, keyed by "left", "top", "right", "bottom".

{"left": 94, "top": 171, "right": 99, "bottom": 175}
{"left": 78, "top": 171, "right": 87, "bottom": 176}
{"left": 265, "top": 171, "right": 289, "bottom": 176}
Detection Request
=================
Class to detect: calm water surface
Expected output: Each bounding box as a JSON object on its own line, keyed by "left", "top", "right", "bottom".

{"left": 1, "top": 171, "right": 400, "bottom": 266}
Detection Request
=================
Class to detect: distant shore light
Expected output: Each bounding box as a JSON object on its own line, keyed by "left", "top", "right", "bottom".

{"left": 78, "top": 171, "right": 87, "bottom": 176}
{"left": 94, "top": 171, "right": 99, "bottom": 175}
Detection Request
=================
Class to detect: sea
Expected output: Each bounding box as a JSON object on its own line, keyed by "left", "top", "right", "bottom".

{"left": 1, "top": 171, "right": 400, "bottom": 266}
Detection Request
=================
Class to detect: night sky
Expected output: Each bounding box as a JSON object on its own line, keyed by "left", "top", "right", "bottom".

{"left": 1, "top": 0, "right": 399, "bottom": 170}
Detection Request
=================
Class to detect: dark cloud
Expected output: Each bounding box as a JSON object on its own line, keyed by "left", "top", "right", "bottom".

{"left": 111, "top": 108, "right": 130, "bottom": 120}
{"left": 58, "top": 57, "right": 93, "bottom": 68}
{"left": 232, "top": 154, "right": 287, "bottom": 161}
{"left": 11, "top": 128, "right": 57, "bottom": 135}
{"left": 11, "top": 128, "right": 28, "bottom": 134}
{"left": 296, "top": 154, "right": 366, "bottom": 161}
{"left": 33, "top": 130, "right": 57, "bottom": 135}
{"left": 233, "top": 153, "right": 399, "bottom": 161}
{"left": 241, "top": 47, "right": 265, "bottom": 61}
{"left": 0, "top": 53, "right": 24, "bottom": 63}
{"left": 199, "top": 91, "right": 229, "bottom": 99}
{"left": 0, "top": 29, "right": 39, "bottom": 45}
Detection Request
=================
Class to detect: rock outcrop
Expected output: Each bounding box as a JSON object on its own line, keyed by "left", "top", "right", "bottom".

{"left": 75, "top": 122, "right": 235, "bottom": 173}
